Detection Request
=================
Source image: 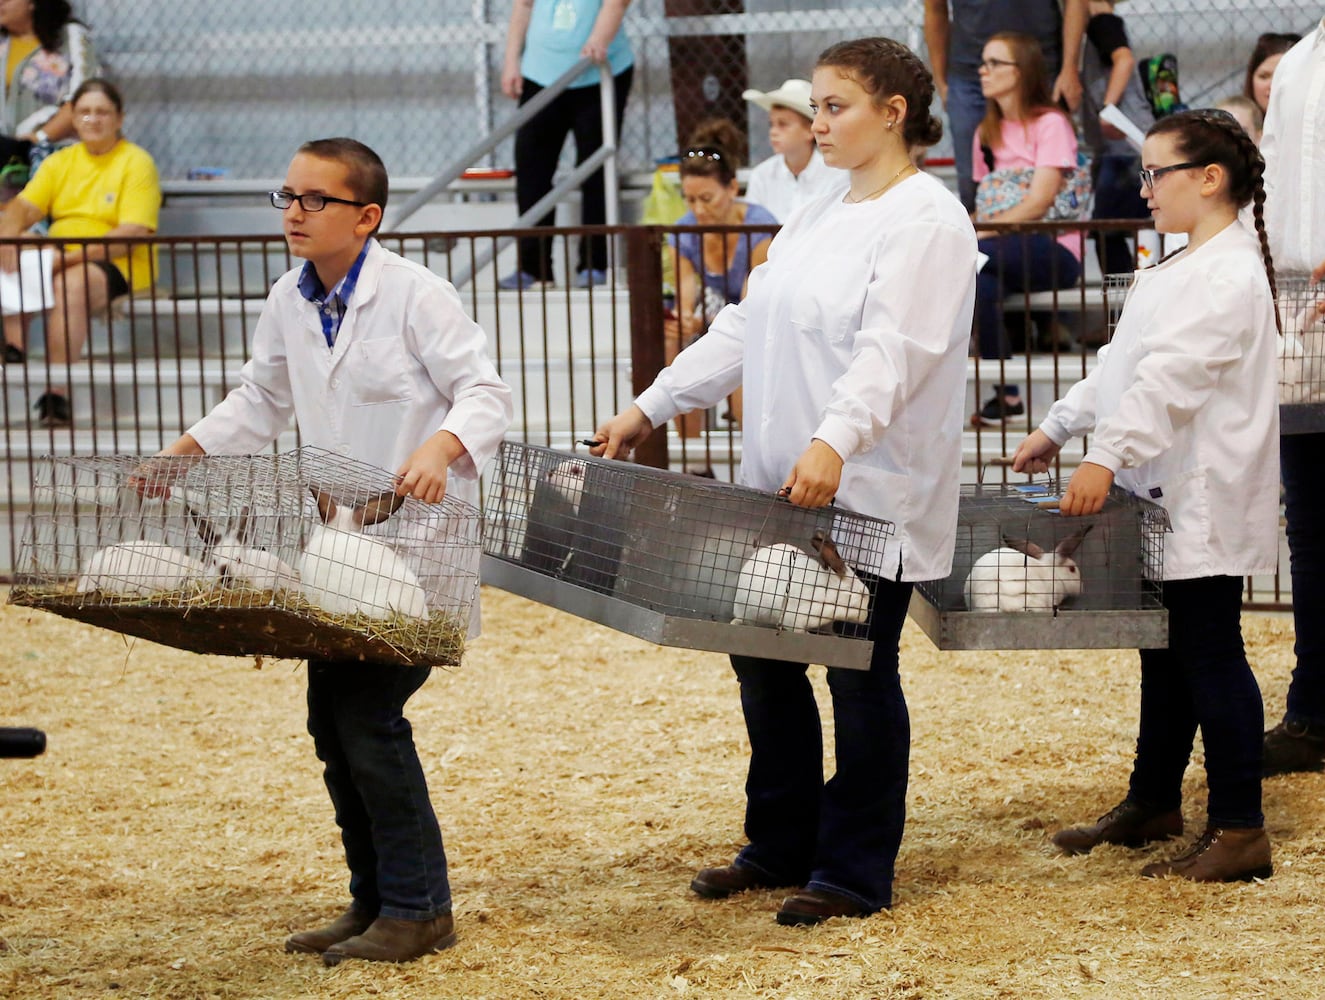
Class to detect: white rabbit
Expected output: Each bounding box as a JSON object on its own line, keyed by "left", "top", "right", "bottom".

{"left": 75, "top": 541, "right": 215, "bottom": 596}
{"left": 297, "top": 488, "right": 430, "bottom": 620}
{"left": 1279, "top": 294, "right": 1325, "bottom": 404}
{"left": 963, "top": 526, "right": 1092, "bottom": 612}
{"left": 190, "top": 506, "right": 300, "bottom": 592}
{"left": 545, "top": 459, "right": 586, "bottom": 516}
{"left": 731, "top": 531, "right": 871, "bottom": 632}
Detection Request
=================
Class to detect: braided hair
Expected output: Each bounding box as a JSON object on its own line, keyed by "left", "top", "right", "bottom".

{"left": 1147, "top": 108, "right": 1280, "bottom": 333}
{"left": 816, "top": 37, "right": 944, "bottom": 150}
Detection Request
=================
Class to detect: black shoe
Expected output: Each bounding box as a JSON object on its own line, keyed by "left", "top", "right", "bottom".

{"left": 3, "top": 343, "right": 23, "bottom": 363}
{"left": 973, "top": 391, "right": 1025, "bottom": 427}
{"left": 35, "top": 392, "right": 71, "bottom": 428}
{"left": 1263, "top": 719, "right": 1325, "bottom": 776}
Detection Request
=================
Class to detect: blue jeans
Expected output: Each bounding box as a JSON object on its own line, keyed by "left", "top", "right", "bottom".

{"left": 1091, "top": 153, "right": 1150, "bottom": 275}
{"left": 945, "top": 73, "right": 987, "bottom": 212}
{"left": 728, "top": 576, "right": 914, "bottom": 913}
{"left": 1282, "top": 432, "right": 1325, "bottom": 727}
{"left": 975, "top": 234, "right": 1082, "bottom": 360}
{"left": 1127, "top": 577, "right": 1264, "bottom": 828}
{"left": 307, "top": 660, "right": 451, "bottom": 920}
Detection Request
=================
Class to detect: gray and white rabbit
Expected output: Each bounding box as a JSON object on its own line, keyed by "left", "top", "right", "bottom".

{"left": 732, "top": 531, "right": 871, "bottom": 632}
{"left": 297, "top": 488, "right": 430, "bottom": 619}
{"left": 963, "top": 526, "right": 1092, "bottom": 612}
{"left": 75, "top": 541, "right": 215, "bottom": 596}
{"left": 189, "top": 506, "right": 300, "bottom": 592}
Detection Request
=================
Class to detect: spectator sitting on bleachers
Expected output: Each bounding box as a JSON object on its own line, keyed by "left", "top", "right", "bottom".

{"left": 1244, "top": 31, "right": 1301, "bottom": 114}
{"left": 1216, "top": 94, "right": 1264, "bottom": 144}
{"left": 0, "top": 78, "right": 160, "bottom": 428}
{"left": 0, "top": 0, "right": 97, "bottom": 200}
{"left": 741, "top": 78, "right": 846, "bottom": 222}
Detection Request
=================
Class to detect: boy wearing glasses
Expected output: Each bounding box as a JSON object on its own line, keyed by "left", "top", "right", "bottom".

{"left": 157, "top": 137, "right": 512, "bottom": 965}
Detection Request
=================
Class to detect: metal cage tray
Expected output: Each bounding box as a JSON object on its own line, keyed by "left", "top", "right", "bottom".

{"left": 481, "top": 442, "right": 899, "bottom": 670}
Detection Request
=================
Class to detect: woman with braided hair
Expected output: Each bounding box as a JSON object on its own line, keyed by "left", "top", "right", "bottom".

{"left": 1012, "top": 108, "right": 1281, "bottom": 882}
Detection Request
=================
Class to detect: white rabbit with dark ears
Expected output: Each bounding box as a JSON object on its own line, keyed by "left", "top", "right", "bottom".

{"left": 732, "top": 530, "right": 871, "bottom": 632}
{"left": 297, "top": 487, "right": 430, "bottom": 619}
{"left": 189, "top": 505, "right": 300, "bottom": 592}
{"left": 963, "top": 525, "right": 1093, "bottom": 612}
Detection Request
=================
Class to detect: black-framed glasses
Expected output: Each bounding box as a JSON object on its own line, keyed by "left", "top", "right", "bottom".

{"left": 978, "top": 57, "right": 1017, "bottom": 71}
{"left": 269, "top": 190, "right": 368, "bottom": 212}
{"left": 683, "top": 147, "right": 724, "bottom": 162}
{"left": 1138, "top": 161, "right": 1203, "bottom": 190}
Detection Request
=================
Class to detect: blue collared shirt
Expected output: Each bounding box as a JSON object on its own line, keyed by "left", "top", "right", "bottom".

{"left": 297, "top": 239, "right": 373, "bottom": 349}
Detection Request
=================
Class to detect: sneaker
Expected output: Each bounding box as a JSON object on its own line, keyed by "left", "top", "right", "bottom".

{"left": 972, "top": 391, "right": 1025, "bottom": 427}
{"left": 1263, "top": 718, "right": 1325, "bottom": 776}
{"left": 574, "top": 268, "right": 608, "bottom": 288}
{"left": 35, "top": 391, "right": 71, "bottom": 428}
{"left": 4, "top": 343, "right": 24, "bottom": 363}
{"left": 498, "top": 270, "right": 551, "bottom": 291}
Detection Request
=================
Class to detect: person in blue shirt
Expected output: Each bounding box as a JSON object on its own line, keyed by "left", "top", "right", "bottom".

{"left": 500, "top": 0, "right": 633, "bottom": 289}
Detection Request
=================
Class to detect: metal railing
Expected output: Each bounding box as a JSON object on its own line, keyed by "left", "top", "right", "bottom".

{"left": 0, "top": 221, "right": 1293, "bottom": 611}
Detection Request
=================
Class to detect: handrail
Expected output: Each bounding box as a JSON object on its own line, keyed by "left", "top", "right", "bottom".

{"left": 388, "top": 55, "right": 618, "bottom": 234}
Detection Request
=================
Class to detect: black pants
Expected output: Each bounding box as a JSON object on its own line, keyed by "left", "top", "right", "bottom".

{"left": 514, "top": 66, "right": 632, "bottom": 279}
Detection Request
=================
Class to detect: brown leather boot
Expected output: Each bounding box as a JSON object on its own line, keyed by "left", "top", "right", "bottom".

{"left": 321, "top": 913, "right": 456, "bottom": 966}
{"left": 1051, "top": 799, "right": 1183, "bottom": 855}
{"left": 284, "top": 904, "right": 377, "bottom": 955}
{"left": 690, "top": 864, "right": 794, "bottom": 900}
{"left": 1140, "top": 826, "right": 1273, "bottom": 882}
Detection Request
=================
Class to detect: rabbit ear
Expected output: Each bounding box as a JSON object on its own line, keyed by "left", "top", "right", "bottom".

{"left": 1001, "top": 535, "right": 1045, "bottom": 560}
{"left": 354, "top": 490, "right": 407, "bottom": 528}
{"left": 310, "top": 487, "right": 339, "bottom": 525}
{"left": 1055, "top": 524, "right": 1093, "bottom": 558}
{"left": 188, "top": 506, "right": 224, "bottom": 548}
{"left": 811, "top": 530, "right": 847, "bottom": 578}
{"left": 234, "top": 506, "right": 253, "bottom": 544}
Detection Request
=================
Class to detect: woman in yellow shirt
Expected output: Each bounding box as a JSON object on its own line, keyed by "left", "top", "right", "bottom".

{"left": 0, "top": 77, "right": 160, "bottom": 427}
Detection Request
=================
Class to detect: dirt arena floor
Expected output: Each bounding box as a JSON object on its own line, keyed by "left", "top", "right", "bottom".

{"left": 2, "top": 587, "right": 1323, "bottom": 999}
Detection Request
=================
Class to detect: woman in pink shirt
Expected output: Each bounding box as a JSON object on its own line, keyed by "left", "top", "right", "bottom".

{"left": 971, "top": 31, "right": 1083, "bottom": 423}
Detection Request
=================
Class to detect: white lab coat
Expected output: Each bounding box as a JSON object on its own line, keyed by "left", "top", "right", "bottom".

{"left": 636, "top": 171, "right": 978, "bottom": 582}
{"left": 744, "top": 148, "right": 848, "bottom": 223}
{"left": 188, "top": 239, "right": 513, "bottom": 516}
{"left": 1262, "top": 19, "right": 1325, "bottom": 275}
{"left": 1038, "top": 222, "right": 1280, "bottom": 580}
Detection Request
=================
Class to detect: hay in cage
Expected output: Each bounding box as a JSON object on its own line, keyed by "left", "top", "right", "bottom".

{"left": 910, "top": 480, "right": 1169, "bottom": 651}
{"left": 481, "top": 441, "right": 896, "bottom": 669}
{"left": 7, "top": 447, "right": 481, "bottom": 667}
{"left": 1105, "top": 272, "right": 1325, "bottom": 434}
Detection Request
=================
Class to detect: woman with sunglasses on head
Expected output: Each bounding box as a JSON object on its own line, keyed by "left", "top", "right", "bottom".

{"left": 970, "top": 31, "right": 1085, "bottom": 425}
{"left": 593, "top": 37, "right": 976, "bottom": 925}
{"left": 0, "top": 77, "right": 159, "bottom": 427}
{"left": 1013, "top": 108, "right": 1280, "bottom": 882}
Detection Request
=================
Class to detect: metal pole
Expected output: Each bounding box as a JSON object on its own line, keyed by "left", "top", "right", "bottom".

{"left": 624, "top": 226, "right": 668, "bottom": 470}
{"left": 597, "top": 61, "right": 619, "bottom": 227}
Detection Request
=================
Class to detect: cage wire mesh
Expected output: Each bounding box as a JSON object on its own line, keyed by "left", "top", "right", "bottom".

{"left": 8, "top": 447, "right": 481, "bottom": 667}
{"left": 481, "top": 441, "right": 895, "bottom": 669}
{"left": 1275, "top": 275, "right": 1325, "bottom": 434}
{"left": 910, "top": 481, "right": 1169, "bottom": 651}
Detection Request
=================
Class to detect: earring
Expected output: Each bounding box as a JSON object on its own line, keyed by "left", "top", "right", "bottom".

{"left": 886, "top": 121, "right": 894, "bottom": 129}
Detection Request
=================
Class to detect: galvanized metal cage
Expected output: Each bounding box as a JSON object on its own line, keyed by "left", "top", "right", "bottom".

{"left": 910, "top": 481, "right": 1169, "bottom": 651}
{"left": 7, "top": 448, "right": 482, "bottom": 667}
{"left": 1275, "top": 275, "right": 1325, "bottom": 434}
{"left": 481, "top": 442, "right": 896, "bottom": 669}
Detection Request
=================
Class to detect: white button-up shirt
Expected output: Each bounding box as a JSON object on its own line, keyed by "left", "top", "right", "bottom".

{"left": 636, "top": 172, "right": 977, "bottom": 581}
{"left": 187, "top": 240, "right": 513, "bottom": 516}
{"left": 1262, "top": 19, "right": 1325, "bottom": 275}
{"left": 1039, "top": 223, "right": 1280, "bottom": 580}
{"left": 743, "top": 148, "right": 848, "bottom": 223}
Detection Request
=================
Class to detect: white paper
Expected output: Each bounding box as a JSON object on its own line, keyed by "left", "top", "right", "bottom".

{"left": 1100, "top": 104, "right": 1147, "bottom": 153}
{"left": 0, "top": 247, "right": 55, "bottom": 316}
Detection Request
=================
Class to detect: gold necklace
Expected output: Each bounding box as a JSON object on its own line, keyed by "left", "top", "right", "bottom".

{"left": 845, "top": 162, "right": 916, "bottom": 204}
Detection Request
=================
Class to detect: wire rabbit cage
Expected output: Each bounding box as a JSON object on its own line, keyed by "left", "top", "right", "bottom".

{"left": 1275, "top": 274, "right": 1325, "bottom": 434}
{"left": 7, "top": 447, "right": 482, "bottom": 667}
{"left": 1106, "top": 272, "right": 1325, "bottom": 434}
{"left": 909, "top": 480, "right": 1169, "bottom": 650}
{"left": 482, "top": 442, "right": 896, "bottom": 669}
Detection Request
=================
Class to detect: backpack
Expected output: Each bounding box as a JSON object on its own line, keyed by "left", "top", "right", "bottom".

{"left": 1140, "top": 54, "right": 1188, "bottom": 118}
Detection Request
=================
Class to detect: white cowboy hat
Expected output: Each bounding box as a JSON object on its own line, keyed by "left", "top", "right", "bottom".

{"left": 742, "top": 79, "right": 814, "bottom": 122}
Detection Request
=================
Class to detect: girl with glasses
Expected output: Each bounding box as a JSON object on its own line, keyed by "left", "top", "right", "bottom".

{"left": 1012, "top": 108, "right": 1281, "bottom": 883}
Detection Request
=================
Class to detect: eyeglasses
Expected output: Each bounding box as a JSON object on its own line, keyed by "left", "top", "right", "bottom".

{"left": 978, "top": 57, "right": 1017, "bottom": 71}
{"left": 1138, "top": 161, "right": 1203, "bottom": 190}
{"left": 684, "top": 148, "right": 723, "bottom": 162}
{"left": 269, "top": 190, "right": 368, "bottom": 212}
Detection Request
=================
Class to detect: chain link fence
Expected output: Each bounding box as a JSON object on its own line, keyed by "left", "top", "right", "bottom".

{"left": 80, "top": 0, "right": 1318, "bottom": 182}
